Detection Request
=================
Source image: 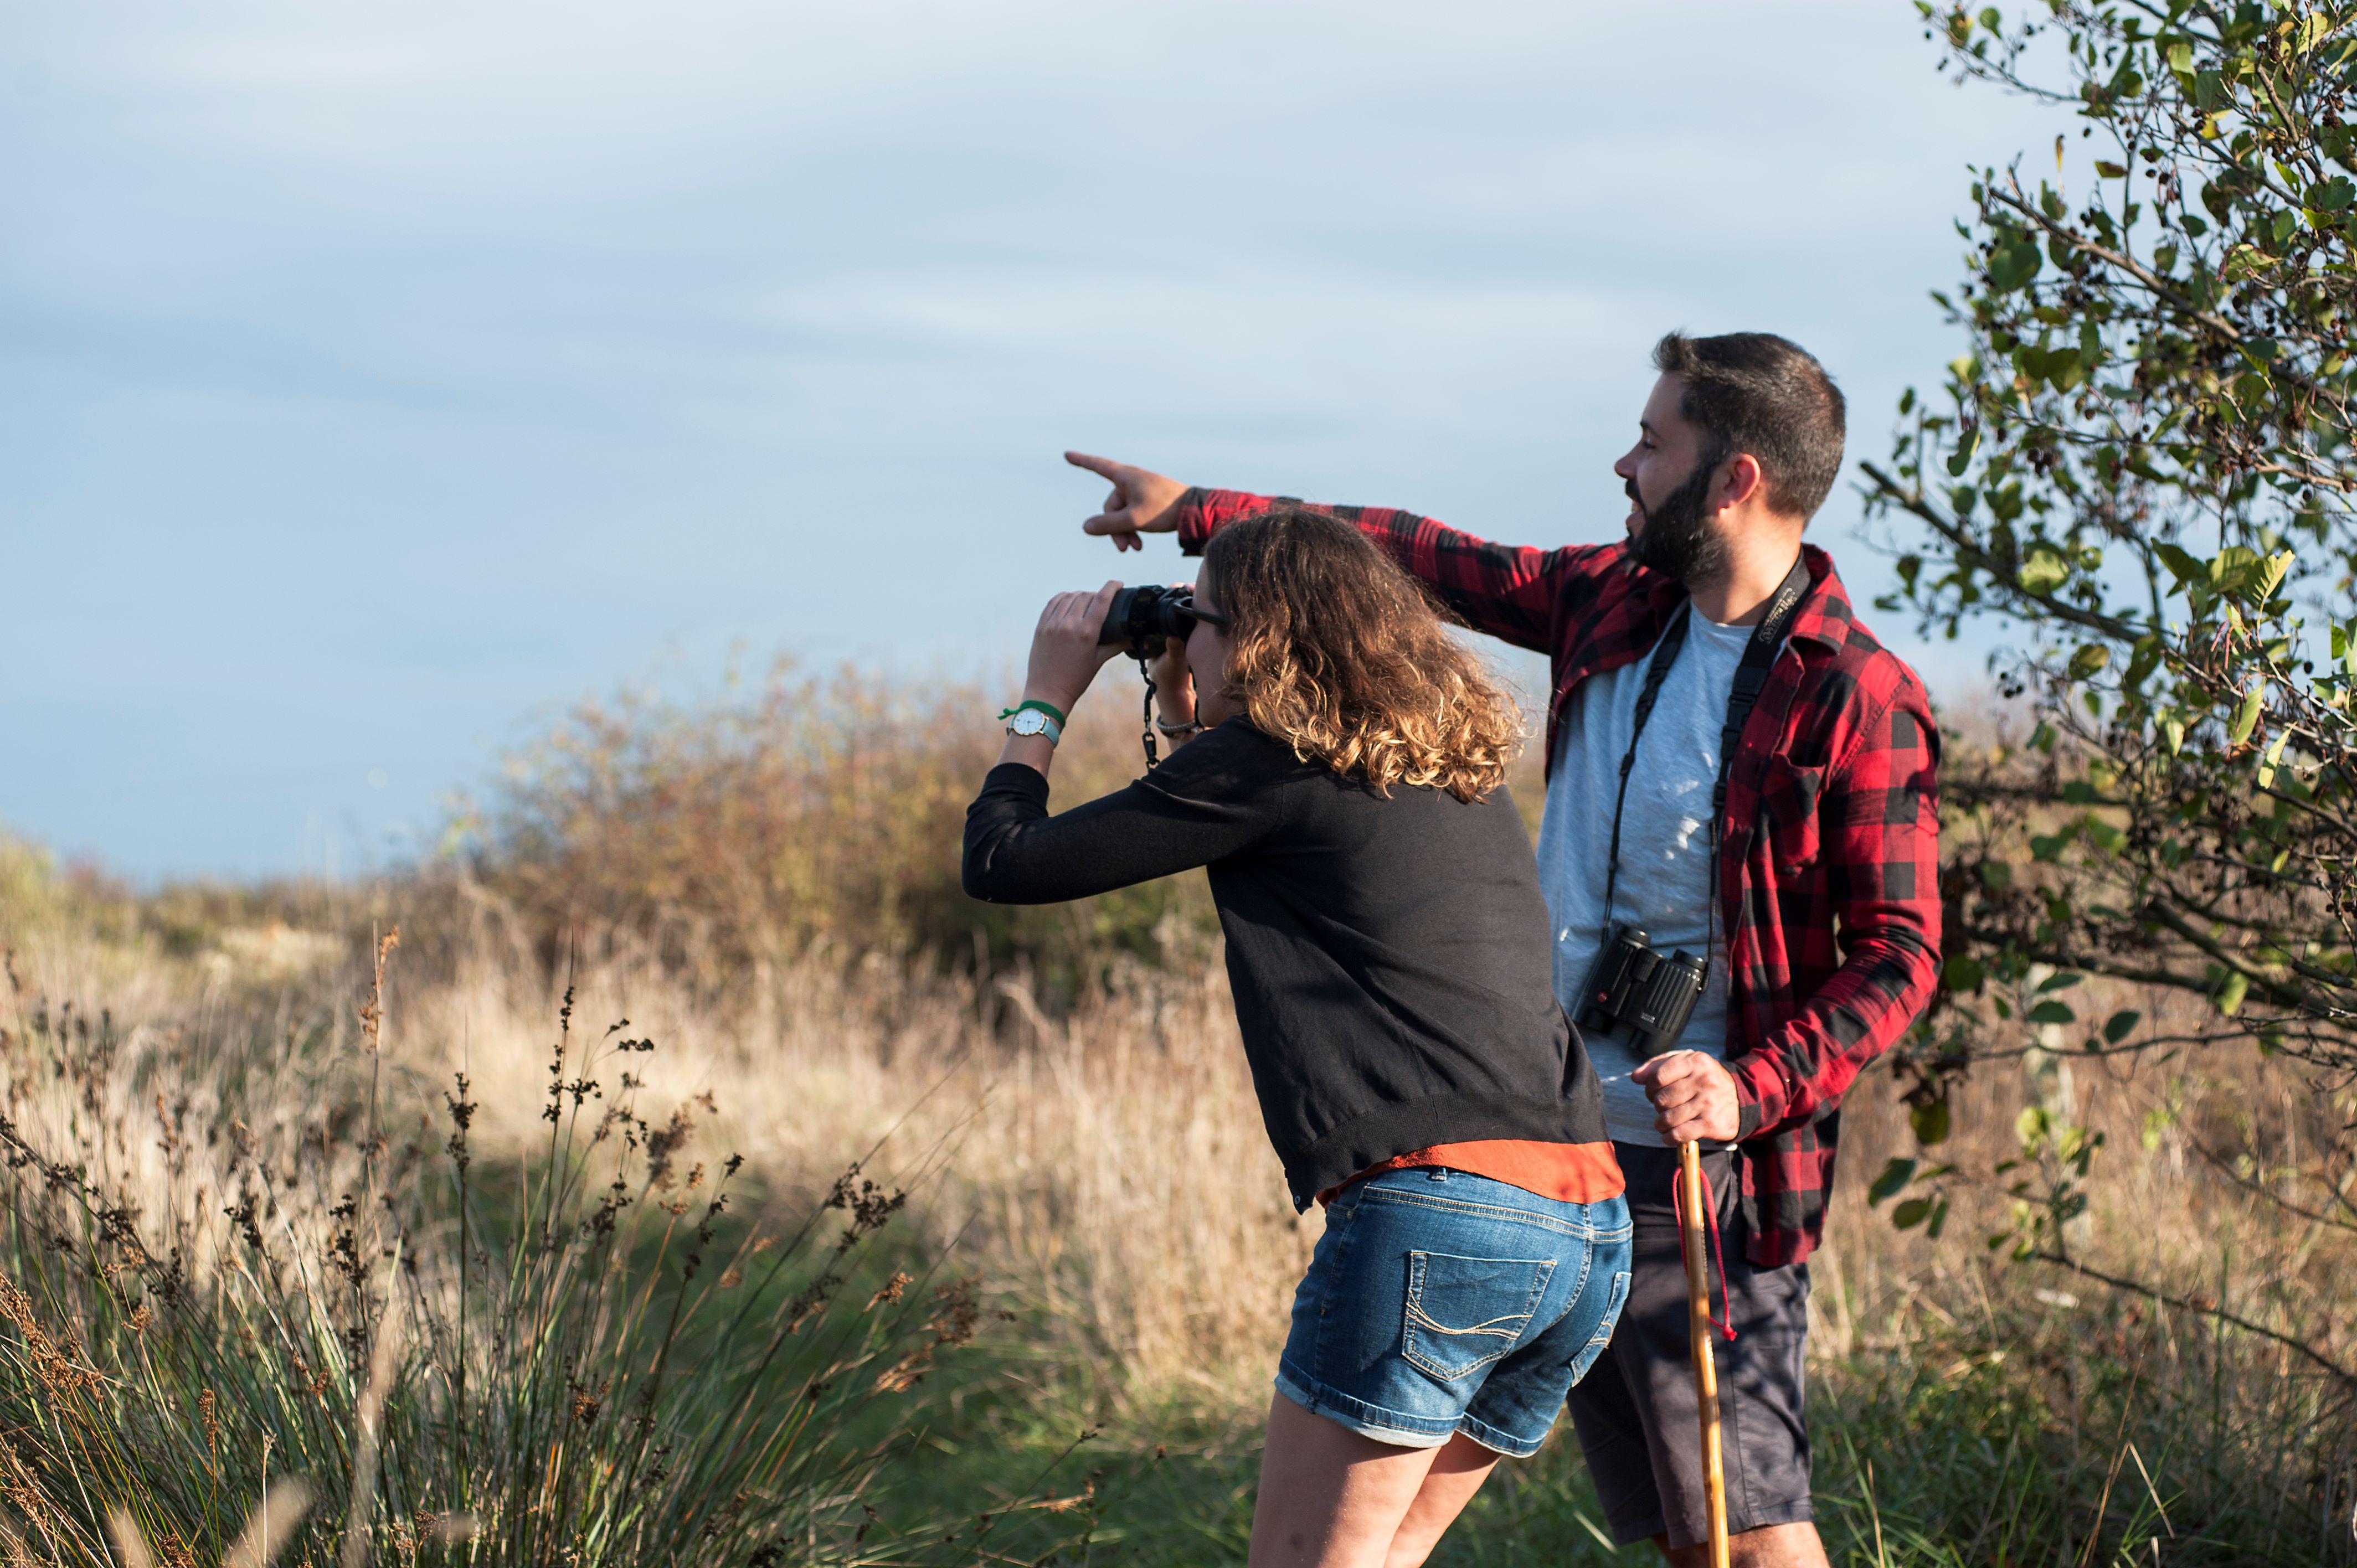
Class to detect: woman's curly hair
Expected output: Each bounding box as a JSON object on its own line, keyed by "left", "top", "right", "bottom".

{"left": 1201, "top": 509, "right": 1523, "bottom": 802}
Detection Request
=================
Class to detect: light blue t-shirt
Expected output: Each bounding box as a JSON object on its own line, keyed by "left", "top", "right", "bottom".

{"left": 1535, "top": 610, "right": 1755, "bottom": 1144}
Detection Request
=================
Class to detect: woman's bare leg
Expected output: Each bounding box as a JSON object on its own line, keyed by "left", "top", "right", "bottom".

{"left": 1249, "top": 1394, "right": 1447, "bottom": 1567}
{"left": 1381, "top": 1433, "right": 1501, "bottom": 1568}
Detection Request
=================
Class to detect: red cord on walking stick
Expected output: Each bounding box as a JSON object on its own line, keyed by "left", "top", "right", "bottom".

{"left": 1671, "top": 1158, "right": 1738, "bottom": 1343}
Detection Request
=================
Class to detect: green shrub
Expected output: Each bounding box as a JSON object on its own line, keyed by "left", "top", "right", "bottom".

{"left": 459, "top": 661, "right": 1219, "bottom": 1009}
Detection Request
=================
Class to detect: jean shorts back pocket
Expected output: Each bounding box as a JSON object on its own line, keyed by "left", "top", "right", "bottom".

{"left": 1565, "top": 1268, "right": 1633, "bottom": 1387}
{"left": 1401, "top": 1251, "right": 1556, "bottom": 1383}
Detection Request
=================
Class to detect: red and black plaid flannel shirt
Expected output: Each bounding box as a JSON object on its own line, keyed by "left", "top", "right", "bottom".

{"left": 1177, "top": 488, "right": 1942, "bottom": 1266}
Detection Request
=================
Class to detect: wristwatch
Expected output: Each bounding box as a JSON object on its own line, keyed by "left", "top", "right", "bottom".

{"left": 1003, "top": 700, "right": 1064, "bottom": 745}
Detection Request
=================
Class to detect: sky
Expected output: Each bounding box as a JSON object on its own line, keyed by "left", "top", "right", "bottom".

{"left": 1, "top": 1, "right": 2068, "bottom": 882}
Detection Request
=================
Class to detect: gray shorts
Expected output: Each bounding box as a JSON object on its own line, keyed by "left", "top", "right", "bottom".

{"left": 1561, "top": 1143, "right": 1814, "bottom": 1551}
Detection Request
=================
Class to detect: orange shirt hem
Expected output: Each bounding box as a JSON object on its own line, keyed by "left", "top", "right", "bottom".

{"left": 1316, "top": 1138, "right": 1625, "bottom": 1208}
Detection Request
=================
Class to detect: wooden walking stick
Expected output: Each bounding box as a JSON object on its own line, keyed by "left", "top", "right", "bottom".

{"left": 1679, "top": 1138, "right": 1731, "bottom": 1568}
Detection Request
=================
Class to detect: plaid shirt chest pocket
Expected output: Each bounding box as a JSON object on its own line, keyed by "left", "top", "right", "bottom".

{"left": 1756, "top": 755, "right": 1825, "bottom": 876}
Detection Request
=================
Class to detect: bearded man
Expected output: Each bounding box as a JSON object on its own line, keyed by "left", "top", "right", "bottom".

{"left": 1068, "top": 332, "right": 1942, "bottom": 1568}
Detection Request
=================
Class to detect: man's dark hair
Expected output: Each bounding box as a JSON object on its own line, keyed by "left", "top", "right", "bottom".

{"left": 1651, "top": 331, "right": 1846, "bottom": 520}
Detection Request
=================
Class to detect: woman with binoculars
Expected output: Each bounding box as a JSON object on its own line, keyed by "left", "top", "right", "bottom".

{"left": 964, "top": 509, "right": 1630, "bottom": 1568}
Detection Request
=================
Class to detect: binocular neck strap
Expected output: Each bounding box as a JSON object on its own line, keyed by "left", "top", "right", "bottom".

{"left": 1599, "top": 604, "right": 1694, "bottom": 930}
{"left": 1705, "top": 555, "right": 1813, "bottom": 960}
{"left": 1598, "top": 554, "right": 1814, "bottom": 946}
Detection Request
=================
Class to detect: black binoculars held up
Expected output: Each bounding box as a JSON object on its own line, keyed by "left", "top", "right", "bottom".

{"left": 1097, "top": 584, "right": 1227, "bottom": 657}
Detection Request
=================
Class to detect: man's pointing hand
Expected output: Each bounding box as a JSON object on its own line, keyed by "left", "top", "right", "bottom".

{"left": 1066, "top": 451, "right": 1187, "bottom": 554}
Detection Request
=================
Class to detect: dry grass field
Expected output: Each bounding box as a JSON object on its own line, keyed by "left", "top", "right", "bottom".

{"left": 1, "top": 664, "right": 2350, "bottom": 1564}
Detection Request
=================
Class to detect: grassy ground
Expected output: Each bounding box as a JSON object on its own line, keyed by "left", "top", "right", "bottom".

{"left": 874, "top": 1319, "right": 2350, "bottom": 1568}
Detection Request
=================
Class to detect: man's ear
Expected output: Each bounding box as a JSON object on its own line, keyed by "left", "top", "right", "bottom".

{"left": 1713, "top": 452, "right": 1767, "bottom": 513}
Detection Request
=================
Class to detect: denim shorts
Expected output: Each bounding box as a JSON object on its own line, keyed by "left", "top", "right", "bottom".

{"left": 1275, "top": 1165, "right": 1633, "bottom": 1458}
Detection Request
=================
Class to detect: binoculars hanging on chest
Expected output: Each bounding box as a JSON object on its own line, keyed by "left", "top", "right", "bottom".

{"left": 1577, "top": 924, "right": 1709, "bottom": 1058}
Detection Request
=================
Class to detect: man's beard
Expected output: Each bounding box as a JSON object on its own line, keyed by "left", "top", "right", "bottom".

{"left": 1627, "top": 448, "right": 1730, "bottom": 584}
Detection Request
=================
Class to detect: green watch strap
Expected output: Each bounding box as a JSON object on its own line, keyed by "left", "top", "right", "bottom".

{"left": 996, "top": 698, "right": 1067, "bottom": 728}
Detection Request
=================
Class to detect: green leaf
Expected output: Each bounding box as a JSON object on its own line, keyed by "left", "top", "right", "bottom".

{"left": 2258, "top": 729, "right": 2291, "bottom": 789}
{"left": 2154, "top": 542, "right": 2205, "bottom": 586}
{"left": 2068, "top": 643, "right": 2111, "bottom": 678}
{"left": 2026, "top": 1000, "right": 2078, "bottom": 1025}
{"left": 2214, "top": 969, "right": 2251, "bottom": 1016}
{"left": 1910, "top": 1100, "right": 1953, "bottom": 1147}
{"left": 1892, "top": 1197, "right": 1936, "bottom": 1230}
{"left": 2018, "top": 544, "right": 2072, "bottom": 595}
{"left": 2312, "top": 176, "right": 2357, "bottom": 213}
{"left": 2257, "top": 550, "right": 2295, "bottom": 603}
{"left": 1947, "top": 424, "right": 1981, "bottom": 477}
{"left": 1868, "top": 1157, "right": 1918, "bottom": 1206}
{"left": 2095, "top": 159, "right": 2129, "bottom": 178}
{"left": 1988, "top": 237, "right": 2043, "bottom": 293}
{"left": 1926, "top": 1196, "right": 1950, "bottom": 1239}
{"left": 2210, "top": 544, "right": 2262, "bottom": 592}
{"left": 1942, "top": 955, "right": 1987, "bottom": 992}
{"left": 2103, "top": 1008, "right": 2141, "bottom": 1044}
{"left": 2034, "top": 970, "right": 2082, "bottom": 994}
{"left": 2230, "top": 687, "right": 2265, "bottom": 746}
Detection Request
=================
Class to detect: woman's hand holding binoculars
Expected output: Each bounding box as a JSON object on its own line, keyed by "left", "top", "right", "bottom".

{"left": 1022, "top": 582, "right": 1128, "bottom": 720}
{"left": 1006, "top": 578, "right": 1209, "bottom": 778}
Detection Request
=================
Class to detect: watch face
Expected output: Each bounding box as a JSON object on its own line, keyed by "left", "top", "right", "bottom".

{"left": 1010, "top": 710, "right": 1048, "bottom": 736}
